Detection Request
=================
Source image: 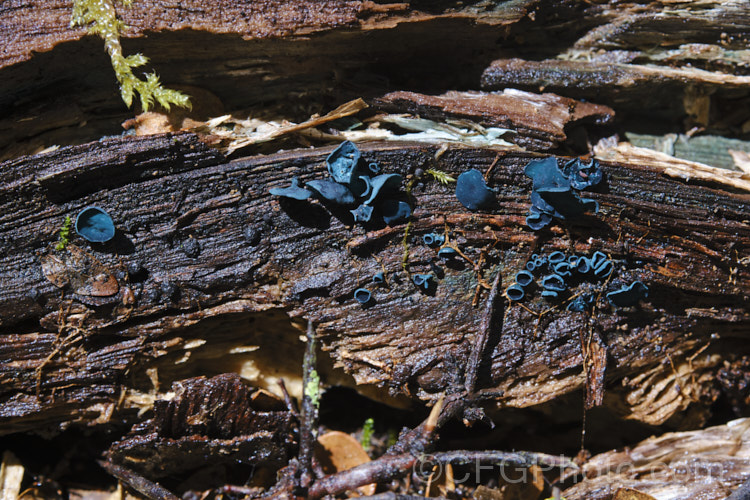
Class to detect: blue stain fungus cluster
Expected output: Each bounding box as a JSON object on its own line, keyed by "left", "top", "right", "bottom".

{"left": 455, "top": 169, "right": 495, "bottom": 210}
{"left": 525, "top": 157, "right": 603, "bottom": 230}
{"left": 75, "top": 206, "right": 116, "bottom": 243}
{"left": 269, "top": 141, "right": 411, "bottom": 226}
{"left": 505, "top": 250, "right": 649, "bottom": 309}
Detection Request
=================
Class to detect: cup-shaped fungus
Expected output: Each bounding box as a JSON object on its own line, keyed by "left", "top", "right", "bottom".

{"left": 269, "top": 178, "right": 312, "bottom": 200}
{"left": 515, "top": 270, "right": 535, "bottom": 287}
{"left": 437, "top": 247, "right": 458, "bottom": 259}
{"left": 423, "top": 233, "right": 445, "bottom": 247}
{"left": 607, "top": 281, "right": 648, "bottom": 307}
{"left": 455, "top": 169, "right": 495, "bottom": 210}
{"left": 363, "top": 174, "right": 403, "bottom": 205}
{"left": 354, "top": 288, "right": 373, "bottom": 305}
{"left": 506, "top": 284, "right": 525, "bottom": 301}
{"left": 306, "top": 180, "right": 356, "bottom": 205}
{"left": 327, "top": 141, "right": 362, "bottom": 185}
{"left": 412, "top": 273, "right": 433, "bottom": 291}
{"left": 380, "top": 199, "right": 411, "bottom": 225}
{"left": 350, "top": 204, "right": 374, "bottom": 223}
{"left": 541, "top": 274, "right": 566, "bottom": 292}
{"left": 75, "top": 207, "right": 115, "bottom": 243}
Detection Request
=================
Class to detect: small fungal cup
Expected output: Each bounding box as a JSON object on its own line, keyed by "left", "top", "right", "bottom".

{"left": 75, "top": 206, "right": 115, "bottom": 243}
{"left": 455, "top": 169, "right": 495, "bottom": 211}
{"left": 354, "top": 288, "right": 373, "bottom": 305}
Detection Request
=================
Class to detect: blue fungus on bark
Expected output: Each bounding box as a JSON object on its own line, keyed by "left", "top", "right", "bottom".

{"left": 372, "top": 272, "right": 385, "bottom": 284}
{"left": 350, "top": 204, "right": 374, "bottom": 223}
{"left": 75, "top": 207, "right": 115, "bottom": 243}
{"left": 455, "top": 169, "right": 495, "bottom": 210}
{"left": 575, "top": 257, "right": 591, "bottom": 274}
{"left": 506, "top": 284, "right": 525, "bottom": 301}
{"left": 564, "top": 158, "right": 603, "bottom": 190}
{"left": 368, "top": 162, "right": 381, "bottom": 175}
{"left": 306, "top": 179, "right": 356, "bottom": 205}
{"left": 423, "top": 233, "right": 445, "bottom": 247}
{"left": 553, "top": 262, "right": 572, "bottom": 278}
{"left": 327, "top": 140, "right": 362, "bottom": 185}
{"left": 412, "top": 273, "right": 434, "bottom": 291}
{"left": 437, "top": 247, "right": 458, "bottom": 259}
{"left": 568, "top": 293, "right": 595, "bottom": 312}
{"left": 515, "top": 270, "right": 535, "bottom": 287}
{"left": 589, "top": 251, "right": 613, "bottom": 278}
{"left": 354, "top": 288, "right": 373, "bottom": 305}
{"left": 380, "top": 199, "right": 412, "bottom": 225}
{"left": 363, "top": 174, "right": 403, "bottom": 205}
{"left": 607, "top": 281, "right": 649, "bottom": 307}
{"left": 548, "top": 251, "right": 566, "bottom": 264}
{"left": 524, "top": 156, "right": 602, "bottom": 230}
{"left": 269, "top": 178, "right": 312, "bottom": 200}
{"left": 541, "top": 274, "right": 566, "bottom": 292}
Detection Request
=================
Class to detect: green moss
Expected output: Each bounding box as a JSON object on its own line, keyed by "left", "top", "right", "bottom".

{"left": 304, "top": 369, "right": 321, "bottom": 408}
{"left": 360, "top": 417, "right": 375, "bottom": 451}
{"left": 71, "top": 0, "right": 191, "bottom": 111}
{"left": 55, "top": 216, "right": 72, "bottom": 251}
{"left": 426, "top": 168, "right": 456, "bottom": 185}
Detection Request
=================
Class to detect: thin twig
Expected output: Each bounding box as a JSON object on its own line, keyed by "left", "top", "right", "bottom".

{"left": 99, "top": 461, "right": 179, "bottom": 500}
{"left": 465, "top": 270, "right": 503, "bottom": 394}
{"left": 297, "top": 318, "right": 319, "bottom": 492}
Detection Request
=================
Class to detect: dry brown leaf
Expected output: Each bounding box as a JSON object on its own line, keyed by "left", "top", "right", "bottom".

{"left": 316, "top": 431, "right": 375, "bottom": 496}
{"left": 41, "top": 244, "right": 119, "bottom": 297}
{"left": 612, "top": 487, "right": 657, "bottom": 500}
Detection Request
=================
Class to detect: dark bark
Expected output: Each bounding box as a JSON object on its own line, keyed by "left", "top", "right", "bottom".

{"left": 1, "top": 130, "right": 748, "bottom": 436}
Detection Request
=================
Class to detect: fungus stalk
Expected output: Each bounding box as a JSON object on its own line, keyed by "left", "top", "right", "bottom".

{"left": 71, "top": 0, "right": 191, "bottom": 111}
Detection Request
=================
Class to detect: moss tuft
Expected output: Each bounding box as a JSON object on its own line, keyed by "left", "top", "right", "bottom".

{"left": 71, "top": 0, "right": 191, "bottom": 111}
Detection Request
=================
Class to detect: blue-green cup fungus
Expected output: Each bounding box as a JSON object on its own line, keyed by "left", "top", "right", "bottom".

{"left": 327, "top": 140, "right": 361, "bottom": 185}
{"left": 412, "top": 273, "right": 434, "bottom": 291}
{"left": 607, "top": 281, "right": 648, "bottom": 307}
{"left": 456, "top": 169, "right": 495, "bottom": 210}
{"left": 422, "top": 233, "right": 445, "bottom": 247}
{"left": 269, "top": 178, "right": 312, "bottom": 200}
{"left": 350, "top": 204, "right": 375, "bottom": 223}
{"left": 515, "top": 270, "right": 534, "bottom": 287}
{"left": 354, "top": 288, "right": 373, "bottom": 305}
{"left": 541, "top": 274, "right": 566, "bottom": 292}
{"left": 563, "top": 158, "right": 603, "bottom": 190}
{"left": 75, "top": 206, "right": 115, "bottom": 243}
{"left": 305, "top": 179, "right": 356, "bottom": 205}
{"left": 372, "top": 272, "right": 385, "bottom": 284}
{"left": 548, "top": 251, "right": 566, "bottom": 264}
{"left": 437, "top": 247, "right": 458, "bottom": 259}
{"left": 380, "top": 199, "right": 412, "bottom": 225}
{"left": 524, "top": 156, "right": 601, "bottom": 230}
{"left": 506, "top": 283, "right": 525, "bottom": 301}
{"left": 363, "top": 174, "right": 403, "bottom": 205}
{"left": 553, "top": 262, "right": 572, "bottom": 278}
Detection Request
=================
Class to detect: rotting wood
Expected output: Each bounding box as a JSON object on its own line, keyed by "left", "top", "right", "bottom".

{"left": 562, "top": 418, "right": 750, "bottom": 500}
{"left": 0, "top": 133, "right": 748, "bottom": 437}
{"left": 372, "top": 90, "right": 615, "bottom": 152}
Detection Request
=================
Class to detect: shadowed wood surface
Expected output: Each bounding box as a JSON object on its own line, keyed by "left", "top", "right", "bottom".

{"left": 1, "top": 132, "right": 748, "bottom": 437}
{"left": 2, "top": 0, "right": 750, "bottom": 498}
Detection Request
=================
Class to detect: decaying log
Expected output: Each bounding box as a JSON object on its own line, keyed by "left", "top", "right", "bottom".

{"left": 563, "top": 418, "right": 750, "bottom": 500}
{"left": 0, "top": 129, "right": 748, "bottom": 437}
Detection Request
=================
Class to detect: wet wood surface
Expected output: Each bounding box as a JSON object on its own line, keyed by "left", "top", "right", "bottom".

{"left": 2, "top": 0, "right": 750, "bottom": 497}
{"left": 0, "top": 131, "right": 748, "bottom": 437}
